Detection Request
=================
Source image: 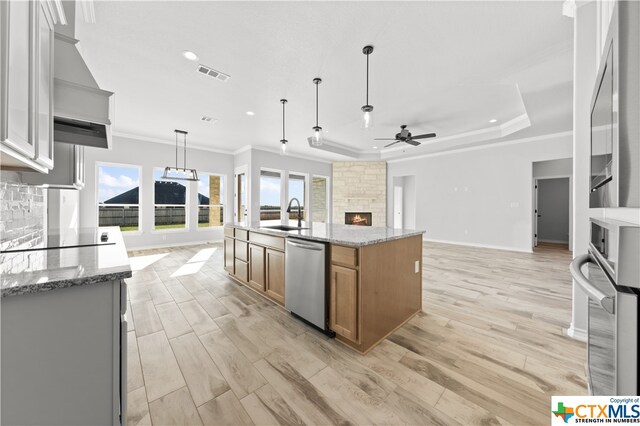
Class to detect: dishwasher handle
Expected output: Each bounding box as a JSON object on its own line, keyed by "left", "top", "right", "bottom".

{"left": 287, "top": 240, "right": 324, "bottom": 251}
{"left": 570, "top": 253, "right": 615, "bottom": 314}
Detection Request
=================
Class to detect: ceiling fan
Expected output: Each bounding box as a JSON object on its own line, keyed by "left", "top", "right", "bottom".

{"left": 375, "top": 125, "right": 436, "bottom": 148}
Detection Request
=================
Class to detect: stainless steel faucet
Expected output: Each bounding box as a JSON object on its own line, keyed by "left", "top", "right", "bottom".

{"left": 286, "top": 198, "right": 302, "bottom": 228}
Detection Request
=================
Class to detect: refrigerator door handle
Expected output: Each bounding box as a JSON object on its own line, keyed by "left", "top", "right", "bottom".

{"left": 570, "top": 254, "right": 615, "bottom": 314}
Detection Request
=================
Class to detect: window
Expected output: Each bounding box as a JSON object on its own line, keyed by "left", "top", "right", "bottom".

{"left": 288, "top": 173, "right": 306, "bottom": 220}
{"left": 197, "top": 173, "right": 225, "bottom": 228}
{"left": 153, "top": 168, "right": 187, "bottom": 230}
{"left": 260, "top": 170, "right": 281, "bottom": 220}
{"left": 97, "top": 164, "right": 140, "bottom": 232}
{"left": 311, "top": 176, "right": 329, "bottom": 223}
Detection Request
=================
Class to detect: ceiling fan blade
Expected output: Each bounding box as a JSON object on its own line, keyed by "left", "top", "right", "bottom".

{"left": 374, "top": 138, "right": 397, "bottom": 141}
{"left": 405, "top": 140, "right": 421, "bottom": 146}
{"left": 384, "top": 140, "right": 402, "bottom": 148}
{"left": 411, "top": 133, "right": 437, "bottom": 140}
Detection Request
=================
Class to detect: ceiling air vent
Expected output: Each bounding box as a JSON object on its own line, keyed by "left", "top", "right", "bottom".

{"left": 196, "top": 64, "right": 230, "bottom": 82}
{"left": 200, "top": 116, "right": 217, "bottom": 123}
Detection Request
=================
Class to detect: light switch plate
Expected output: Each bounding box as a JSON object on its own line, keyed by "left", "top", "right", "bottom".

{"left": 415, "top": 260, "right": 420, "bottom": 273}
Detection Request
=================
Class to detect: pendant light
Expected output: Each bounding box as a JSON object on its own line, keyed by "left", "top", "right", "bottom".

{"left": 311, "top": 78, "right": 323, "bottom": 146}
{"left": 361, "top": 45, "right": 374, "bottom": 129}
{"left": 162, "top": 129, "right": 199, "bottom": 181}
{"left": 280, "top": 99, "right": 288, "bottom": 156}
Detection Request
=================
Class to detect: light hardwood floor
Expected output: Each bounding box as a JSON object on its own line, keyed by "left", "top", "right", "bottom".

{"left": 125, "top": 241, "right": 586, "bottom": 426}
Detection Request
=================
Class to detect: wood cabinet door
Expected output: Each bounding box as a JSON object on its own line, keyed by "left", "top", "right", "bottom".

{"left": 223, "top": 237, "right": 234, "bottom": 274}
{"left": 265, "top": 249, "right": 285, "bottom": 305}
{"left": 330, "top": 265, "right": 358, "bottom": 342}
{"left": 248, "top": 244, "right": 265, "bottom": 292}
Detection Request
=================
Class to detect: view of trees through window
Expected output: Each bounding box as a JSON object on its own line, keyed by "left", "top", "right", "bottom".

{"left": 154, "top": 168, "right": 187, "bottom": 230}
{"left": 198, "top": 173, "right": 225, "bottom": 227}
{"left": 97, "top": 164, "right": 140, "bottom": 232}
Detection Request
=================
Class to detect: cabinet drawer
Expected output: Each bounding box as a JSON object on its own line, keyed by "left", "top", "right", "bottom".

{"left": 224, "top": 227, "right": 234, "bottom": 237}
{"left": 331, "top": 245, "right": 358, "bottom": 267}
{"left": 234, "top": 259, "right": 248, "bottom": 282}
{"left": 235, "top": 240, "right": 248, "bottom": 261}
{"left": 235, "top": 229, "right": 249, "bottom": 241}
{"left": 249, "top": 232, "right": 285, "bottom": 250}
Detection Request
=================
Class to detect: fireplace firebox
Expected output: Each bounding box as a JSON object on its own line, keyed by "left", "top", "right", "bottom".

{"left": 345, "top": 212, "right": 372, "bottom": 226}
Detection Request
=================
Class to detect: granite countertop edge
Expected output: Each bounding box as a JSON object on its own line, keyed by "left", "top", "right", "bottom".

{"left": 225, "top": 222, "right": 425, "bottom": 247}
{"left": 1, "top": 269, "right": 132, "bottom": 298}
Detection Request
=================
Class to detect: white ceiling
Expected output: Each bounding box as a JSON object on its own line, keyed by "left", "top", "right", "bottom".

{"left": 75, "top": 1, "right": 574, "bottom": 161}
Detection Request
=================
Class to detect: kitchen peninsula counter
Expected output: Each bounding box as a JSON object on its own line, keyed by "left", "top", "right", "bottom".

{"left": 224, "top": 221, "right": 425, "bottom": 354}
{"left": 0, "top": 226, "right": 132, "bottom": 297}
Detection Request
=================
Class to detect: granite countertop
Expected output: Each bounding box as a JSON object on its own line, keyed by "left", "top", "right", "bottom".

{"left": 1, "top": 227, "right": 132, "bottom": 298}
{"left": 226, "top": 220, "right": 425, "bottom": 246}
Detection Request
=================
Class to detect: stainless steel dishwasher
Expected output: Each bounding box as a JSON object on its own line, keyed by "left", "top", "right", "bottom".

{"left": 285, "top": 238, "right": 329, "bottom": 332}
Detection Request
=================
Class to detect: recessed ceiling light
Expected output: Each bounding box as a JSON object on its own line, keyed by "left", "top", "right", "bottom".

{"left": 372, "top": 146, "right": 378, "bottom": 149}
{"left": 246, "top": 111, "right": 255, "bottom": 116}
{"left": 489, "top": 119, "right": 497, "bottom": 123}
{"left": 182, "top": 50, "right": 199, "bottom": 61}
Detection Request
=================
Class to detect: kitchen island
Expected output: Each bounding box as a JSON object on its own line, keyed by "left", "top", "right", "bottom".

{"left": 224, "top": 221, "right": 425, "bottom": 354}
{"left": 0, "top": 227, "right": 131, "bottom": 425}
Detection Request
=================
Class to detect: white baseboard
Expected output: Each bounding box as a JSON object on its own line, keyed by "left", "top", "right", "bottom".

{"left": 567, "top": 324, "right": 588, "bottom": 342}
{"left": 538, "top": 239, "right": 570, "bottom": 244}
{"left": 125, "top": 239, "right": 224, "bottom": 252}
{"left": 423, "top": 238, "right": 533, "bottom": 253}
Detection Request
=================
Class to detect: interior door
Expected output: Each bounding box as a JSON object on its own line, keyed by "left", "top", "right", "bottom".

{"left": 393, "top": 185, "right": 403, "bottom": 229}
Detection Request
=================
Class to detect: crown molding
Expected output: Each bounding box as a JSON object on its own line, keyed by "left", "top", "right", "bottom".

{"left": 111, "top": 131, "right": 235, "bottom": 156}
{"left": 387, "top": 129, "right": 573, "bottom": 164}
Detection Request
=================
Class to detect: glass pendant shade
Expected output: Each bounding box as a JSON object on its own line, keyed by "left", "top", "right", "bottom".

{"left": 311, "top": 126, "right": 323, "bottom": 146}
{"left": 361, "top": 105, "right": 373, "bottom": 129}
{"left": 280, "top": 139, "right": 288, "bottom": 155}
{"left": 163, "top": 130, "right": 199, "bottom": 181}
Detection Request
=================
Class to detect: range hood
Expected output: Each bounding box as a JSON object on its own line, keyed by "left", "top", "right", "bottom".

{"left": 53, "top": 32, "right": 113, "bottom": 149}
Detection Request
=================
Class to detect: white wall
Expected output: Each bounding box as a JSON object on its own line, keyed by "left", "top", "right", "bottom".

{"left": 387, "top": 132, "right": 573, "bottom": 253}
{"left": 78, "top": 135, "right": 235, "bottom": 250}
{"left": 48, "top": 189, "right": 79, "bottom": 231}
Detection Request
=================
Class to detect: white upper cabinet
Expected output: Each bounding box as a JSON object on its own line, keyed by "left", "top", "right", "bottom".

{"left": 1, "top": 0, "right": 58, "bottom": 173}
{"left": 35, "top": 2, "right": 54, "bottom": 168}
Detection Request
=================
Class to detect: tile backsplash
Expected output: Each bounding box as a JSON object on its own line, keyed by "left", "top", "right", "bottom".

{"left": 1, "top": 172, "right": 46, "bottom": 274}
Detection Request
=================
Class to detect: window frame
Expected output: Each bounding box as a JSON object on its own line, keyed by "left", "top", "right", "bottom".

{"left": 196, "top": 171, "right": 227, "bottom": 231}
{"left": 311, "top": 174, "right": 331, "bottom": 224}
{"left": 287, "top": 171, "right": 309, "bottom": 221}
{"left": 259, "top": 167, "right": 284, "bottom": 221}
{"left": 95, "top": 161, "right": 143, "bottom": 235}
{"left": 151, "top": 166, "right": 189, "bottom": 234}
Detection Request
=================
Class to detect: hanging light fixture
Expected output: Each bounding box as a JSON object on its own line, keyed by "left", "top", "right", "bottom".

{"left": 280, "top": 99, "right": 288, "bottom": 156}
{"left": 361, "top": 45, "right": 374, "bottom": 129}
{"left": 311, "top": 78, "right": 323, "bottom": 146}
{"left": 162, "top": 129, "right": 199, "bottom": 181}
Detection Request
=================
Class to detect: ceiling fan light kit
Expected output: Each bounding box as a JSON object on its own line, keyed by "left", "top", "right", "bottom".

{"left": 162, "top": 129, "right": 199, "bottom": 181}
{"left": 280, "top": 99, "right": 288, "bottom": 156}
{"left": 311, "top": 78, "right": 323, "bottom": 146}
{"left": 361, "top": 45, "right": 374, "bottom": 129}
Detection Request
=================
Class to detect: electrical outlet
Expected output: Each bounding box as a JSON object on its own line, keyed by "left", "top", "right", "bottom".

{"left": 162, "top": 234, "right": 167, "bottom": 241}
{"left": 414, "top": 260, "right": 420, "bottom": 273}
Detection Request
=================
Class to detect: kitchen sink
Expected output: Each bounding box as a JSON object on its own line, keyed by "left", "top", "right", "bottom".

{"left": 261, "top": 225, "right": 309, "bottom": 231}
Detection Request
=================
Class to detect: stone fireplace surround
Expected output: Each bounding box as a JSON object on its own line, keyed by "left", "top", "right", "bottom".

{"left": 332, "top": 161, "right": 386, "bottom": 227}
